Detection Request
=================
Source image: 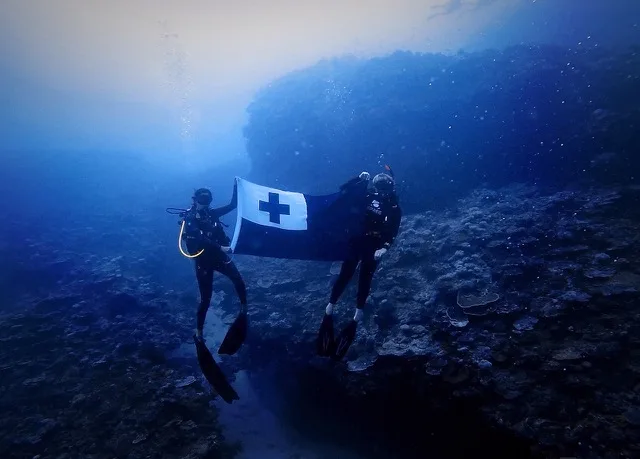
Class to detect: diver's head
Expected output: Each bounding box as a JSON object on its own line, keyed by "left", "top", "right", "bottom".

{"left": 193, "top": 188, "right": 213, "bottom": 208}
{"left": 372, "top": 173, "right": 395, "bottom": 195}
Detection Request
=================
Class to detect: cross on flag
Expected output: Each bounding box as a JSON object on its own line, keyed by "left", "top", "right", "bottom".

{"left": 259, "top": 192, "right": 290, "bottom": 224}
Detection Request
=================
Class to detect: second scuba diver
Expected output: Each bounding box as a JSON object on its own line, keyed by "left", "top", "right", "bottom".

{"left": 317, "top": 168, "right": 402, "bottom": 361}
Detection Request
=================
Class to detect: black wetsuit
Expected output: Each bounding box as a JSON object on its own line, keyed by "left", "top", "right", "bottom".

{"left": 329, "top": 179, "right": 402, "bottom": 309}
{"left": 182, "top": 198, "right": 247, "bottom": 334}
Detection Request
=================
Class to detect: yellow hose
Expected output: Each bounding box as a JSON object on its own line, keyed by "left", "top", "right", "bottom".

{"left": 178, "top": 220, "right": 204, "bottom": 258}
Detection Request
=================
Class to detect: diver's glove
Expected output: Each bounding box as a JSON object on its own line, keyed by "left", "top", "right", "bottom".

{"left": 374, "top": 248, "right": 387, "bottom": 260}
{"left": 359, "top": 171, "right": 371, "bottom": 181}
{"left": 221, "top": 246, "right": 233, "bottom": 253}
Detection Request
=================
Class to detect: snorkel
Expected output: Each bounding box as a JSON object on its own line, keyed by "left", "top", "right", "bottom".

{"left": 384, "top": 164, "right": 395, "bottom": 179}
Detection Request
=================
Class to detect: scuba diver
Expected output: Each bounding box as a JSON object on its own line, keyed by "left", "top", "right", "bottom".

{"left": 316, "top": 167, "right": 402, "bottom": 361}
{"left": 180, "top": 185, "right": 248, "bottom": 355}
{"left": 167, "top": 184, "right": 247, "bottom": 404}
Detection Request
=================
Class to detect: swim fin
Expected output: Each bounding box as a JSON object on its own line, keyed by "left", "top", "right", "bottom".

{"left": 332, "top": 320, "right": 357, "bottom": 361}
{"left": 218, "top": 311, "right": 248, "bottom": 356}
{"left": 194, "top": 336, "right": 239, "bottom": 404}
{"left": 316, "top": 313, "right": 335, "bottom": 356}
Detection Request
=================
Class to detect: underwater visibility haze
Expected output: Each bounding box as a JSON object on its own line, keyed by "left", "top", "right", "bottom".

{"left": 1, "top": 0, "right": 640, "bottom": 458}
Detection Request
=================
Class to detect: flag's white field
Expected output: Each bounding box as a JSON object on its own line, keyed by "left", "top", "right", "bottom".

{"left": 231, "top": 177, "right": 309, "bottom": 251}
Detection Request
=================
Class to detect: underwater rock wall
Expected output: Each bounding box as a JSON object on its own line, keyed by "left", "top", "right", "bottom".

{"left": 243, "top": 45, "right": 640, "bottom": 213}
{"left": 224, "top": 182, "right": 640, "bottom": 458}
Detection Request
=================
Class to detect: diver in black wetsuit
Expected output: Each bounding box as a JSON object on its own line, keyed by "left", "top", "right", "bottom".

{"left": 182, "top": 186, "right": 248, "bottom": 356}
{"left": 317, "top": 170, "right": 402, "bottom": 361}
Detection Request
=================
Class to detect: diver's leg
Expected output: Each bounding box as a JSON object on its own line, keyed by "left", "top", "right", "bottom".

{"left": 327, "top": 258, "right": 359, "bottom": 313}
{"left": 317, "top": 257, "right": 358, "bottom": 356}
{"left": 356, "top": 251, "right": 378, "bottom": 317}
{"left": 216, "top": 260, "right": 249, "bottom": 355}
{"left": 195, "top": 258, "right": 214, "bottom": 340}
{"left": 332, "top": 249, "right": 377, "bottom": 361}
{"left": 216, "top": 260, "right": 248, "bottom": 312}
{"left": 193, "top": 258, "right": 240, "bottom": 403}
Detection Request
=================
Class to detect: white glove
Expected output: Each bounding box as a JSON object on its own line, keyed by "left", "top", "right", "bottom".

{"left": 359, "top": 171, "right": 370, "bottom": 180}
{"left": 221, "top": 246, "right": 232, "bottom": 253}
{"left": 374, "top": 248, "right": 387, "bottom": 260}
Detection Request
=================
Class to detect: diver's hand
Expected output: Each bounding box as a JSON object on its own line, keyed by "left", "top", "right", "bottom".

{"left": 221, "top": 246, "right": 233, "bottom": 253}
{"left": 359, "top": 171, "right": 370, "bottom": 181}
{"left": 374, "top": 248, "right": 387, "bottom": 260}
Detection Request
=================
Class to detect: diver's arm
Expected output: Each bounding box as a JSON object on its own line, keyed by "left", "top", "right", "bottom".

{"left": 339, "top": 171, "right": 370, "bottom": 192}
{"left": 212, "top": 182, "right": 238, "bottom": 218}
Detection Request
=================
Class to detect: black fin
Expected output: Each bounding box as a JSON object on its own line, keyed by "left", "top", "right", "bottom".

{"left": 194, "top": 336, "right": 239, "bottom": 404}
{"left": 218, "top": 311, "right": 248, "bottom": 356}
{"left": 316, "top": 313, "right": 335, "bottom": 357}
{"left": 332, "top": 320, "right": 357, "bottom": 361}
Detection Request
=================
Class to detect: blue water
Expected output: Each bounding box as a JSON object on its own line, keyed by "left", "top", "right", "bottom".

{"left": 1, "top": 2, "right": 639, "bottom": 457}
